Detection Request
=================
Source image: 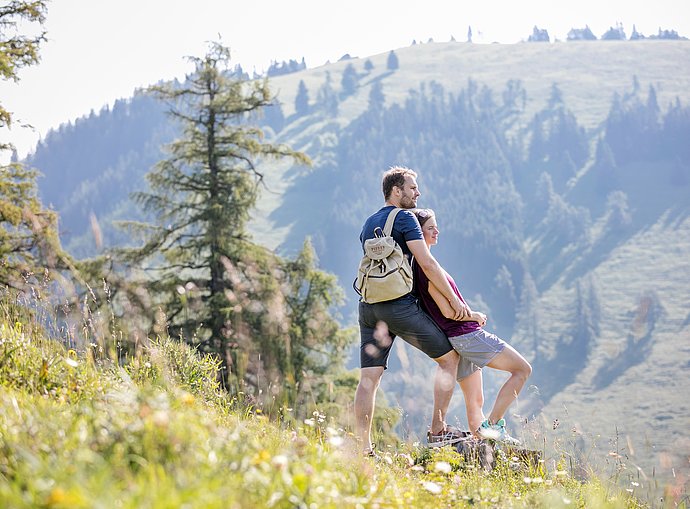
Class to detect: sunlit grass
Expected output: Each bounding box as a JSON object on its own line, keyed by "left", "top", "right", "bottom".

{"left": 0, "top": 297, "right": 655, "bottom": 508}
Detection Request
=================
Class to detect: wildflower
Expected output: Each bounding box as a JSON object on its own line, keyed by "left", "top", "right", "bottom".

{"left": 180, "top": 392, "right": 195, "bottom": 405}
{"left": 272, "top": 455, "right": 289, "bottom": 470}
{"left": 422, "top": 481, "right": 442, "bottom": 494}
{"left": 152, "top": 410, "right": 169, "bottom": 428}
{"left": 304, "top": 418, "right": 315, "bottom": 427}
{"left": 434, "top": 461, "right": 452, "bottom": 474}
{"left": 64, "top": 357, "right": 78, "bottom": 368}
{"left": 329, "top": 435, "right": 344, "bottom": 447}
{"left": 46, "top": 487, "right": 67, "bottom": 505}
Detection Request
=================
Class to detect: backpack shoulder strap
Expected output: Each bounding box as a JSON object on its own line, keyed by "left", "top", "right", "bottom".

{"left": 382, "top": 207, "right": 402, "bottom": 237}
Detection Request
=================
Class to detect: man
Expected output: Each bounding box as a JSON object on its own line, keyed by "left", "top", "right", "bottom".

{"left": 354, "top": 166, "right": 470, "bottom": 455}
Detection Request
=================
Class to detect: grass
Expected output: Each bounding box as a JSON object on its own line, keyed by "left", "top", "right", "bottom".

{"left": 0, "top": 297, "right": 658, "bottom": 509}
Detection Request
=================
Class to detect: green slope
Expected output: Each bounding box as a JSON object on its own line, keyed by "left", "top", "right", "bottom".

{"left": 26, "top": 39, "right": 690, "bottom": 488}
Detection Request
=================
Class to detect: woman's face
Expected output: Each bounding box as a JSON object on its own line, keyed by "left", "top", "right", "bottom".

{"left": 421, "top": 216, "right": 439, "bottom": 247}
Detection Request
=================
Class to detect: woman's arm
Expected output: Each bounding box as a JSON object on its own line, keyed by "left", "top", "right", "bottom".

{"left": 408, "top": 239, "right": 469, "bottom": 319}
{"left": 428, "top": 281, "right": 487, "bottom": 325}
{"left": 428, "top": 281, "right": 472, "bottom": 321}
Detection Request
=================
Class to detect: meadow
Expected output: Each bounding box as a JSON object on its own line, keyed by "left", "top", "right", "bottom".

{"left": 0, "top": 290, "right": 663, "bottom": 509}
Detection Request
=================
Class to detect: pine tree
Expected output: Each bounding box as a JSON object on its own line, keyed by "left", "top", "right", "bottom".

{"left": 0, "top": 165, "right": 64, "bottom": 288}
{"left": 368, "top": 81, "right": 385, "bottom": 111}
{"left": 118, "top": 41, "right": 310, "bottom": 388}
{"left": 386, "top": 50, "right": 399, "bottom": 71}
{"left": 295, "top": 79, "right": 310, "bottom": 116}
{"left": 1, "top": 1, "right": 67, "bottom": 289}
{"left": 340, "top": 63, "right": 358, "bottom": 97}
{"left": 0, "top": 1, "right": 47, "bottom": 139}
{"left": 316, "top": 71, "right": 338, "bottom": 115}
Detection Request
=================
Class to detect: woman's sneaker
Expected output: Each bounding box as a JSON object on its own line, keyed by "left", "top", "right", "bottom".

{"left": 427, "top": 426, "right": 466, "bottom": 447}
{"left": 477, "top": 419, "right": 521, "bottom": 446}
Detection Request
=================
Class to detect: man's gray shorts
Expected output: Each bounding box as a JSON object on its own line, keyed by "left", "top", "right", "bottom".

{"left": 359, "top": 294, "right": 453, "bottom": 369}
{"left": 449, "top": 329, "right": 506, "bottom": 381}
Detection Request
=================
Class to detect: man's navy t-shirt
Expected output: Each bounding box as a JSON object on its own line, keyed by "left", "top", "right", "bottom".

{"left": 359, "top": 206, "right": 423, "bottom": 260}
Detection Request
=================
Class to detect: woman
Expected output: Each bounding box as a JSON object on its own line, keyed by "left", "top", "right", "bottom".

{"left": 412, "top": 208, "right": 532, "bottom": 445}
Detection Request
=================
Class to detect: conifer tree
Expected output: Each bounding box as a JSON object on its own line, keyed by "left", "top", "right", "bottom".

{"left": 0, "top": 0, "right": 47, "bottom": 138}
{"left": 0, "top": 164, "right": 63, "bottom": 288}
{"left": 368, "top": 81, "right": 385, "bottom": 111}
{"left": 0, "top": 1, "right": 67, "bottom": 289}
{"left": 386, "top": 50, "right": 399, "bottom": 70}
{"left": 294, "top": 79, "right": 310, "bottom": 116}
{"left": 316, "top": 71, "right": 338, "bottom": 115}
{"left": 340, "top": 63, "right": 358, "bottom": 97}
{"left": 119, "top": 41, "right": 310, "bottom": 387}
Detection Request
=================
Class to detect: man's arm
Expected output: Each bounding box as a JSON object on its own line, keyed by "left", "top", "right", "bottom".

{"left": 427, "top": 283, "right": 487, "bottom": 325}
{"left": 407, "top": 238, "right": 469, "bottom": 320}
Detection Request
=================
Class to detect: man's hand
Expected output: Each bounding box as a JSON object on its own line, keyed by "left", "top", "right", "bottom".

{"left": 448, "top": 294, "right": 470, "bottom": 320}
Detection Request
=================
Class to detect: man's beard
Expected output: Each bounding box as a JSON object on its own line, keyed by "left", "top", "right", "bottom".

{"left": 400, "top": 195, "right": 417, "bottom": 209}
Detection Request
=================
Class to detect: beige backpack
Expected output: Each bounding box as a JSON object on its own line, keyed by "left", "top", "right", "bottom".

{"left": 354, "top": 208, "right": 414, "bottom": 303}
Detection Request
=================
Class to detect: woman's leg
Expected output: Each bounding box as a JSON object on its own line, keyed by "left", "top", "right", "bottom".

{"left": 459, "top": 369, "right": 485, "bottom": 435}
{"left": 485, "top": 343, "right": 532, "bottom": 424}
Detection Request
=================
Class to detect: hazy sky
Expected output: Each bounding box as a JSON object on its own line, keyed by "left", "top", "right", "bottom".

{"left": 2, "top": 0, "right": 689, "bottom": 159}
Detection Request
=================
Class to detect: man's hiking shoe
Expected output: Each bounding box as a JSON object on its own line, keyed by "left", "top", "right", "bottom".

{"left": 477, "top": 418, "right": 521, "bottom": 446}
{"left": 427, "top": 426, "right": 466, "bottom": 447}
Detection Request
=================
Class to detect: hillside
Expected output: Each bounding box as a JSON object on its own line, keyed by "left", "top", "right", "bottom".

{"left": 252, "top": 40, "right": 690, "bottom": 249}
{"left": 26, "top": 39, "right": 690, "bottom": 487}
{"left": 0, "top": 300, "right": 651, "bottom": 507}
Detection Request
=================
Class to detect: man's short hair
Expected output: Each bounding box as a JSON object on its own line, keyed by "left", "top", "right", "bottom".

{"left": 382, "top": 166, "right": 417, "bottom": 200}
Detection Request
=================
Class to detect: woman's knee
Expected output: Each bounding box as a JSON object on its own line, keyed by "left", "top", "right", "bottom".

{"left": 515, "top": 359, "right": 532, "bottom": 381}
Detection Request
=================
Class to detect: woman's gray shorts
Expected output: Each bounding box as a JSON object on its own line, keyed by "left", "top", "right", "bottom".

{"left": 449, "top": 329, "right": 506, "bottom": 381}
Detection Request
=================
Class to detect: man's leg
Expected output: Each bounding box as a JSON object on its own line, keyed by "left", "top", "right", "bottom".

{"left": 430, "top": 350, "right": 460, "bottom": 434}
{"left": 486, "top": 344, "right": 532, "bottom": 424}
{"left": 459, "top": 369, "right": 485, "bottom": 435}
{"left": 354, "top": 366, "right": 384, "bottom": 453}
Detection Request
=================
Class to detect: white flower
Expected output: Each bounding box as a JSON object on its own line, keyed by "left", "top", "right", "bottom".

{"left": 329, "top": 435, "right": 344, "bottom": 447}
{"left": 434, "top": 461, "right": 452, "bottom": 474}
{"left": 422, "top": 481, "right": 442, "bottom": 494}
{"left": 272, "top": 455, "right": 288, "bottom": 469}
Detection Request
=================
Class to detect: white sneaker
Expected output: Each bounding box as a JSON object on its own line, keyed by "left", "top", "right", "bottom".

{"left": 477, "top": 418, "right": 520, "bottom": 446}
